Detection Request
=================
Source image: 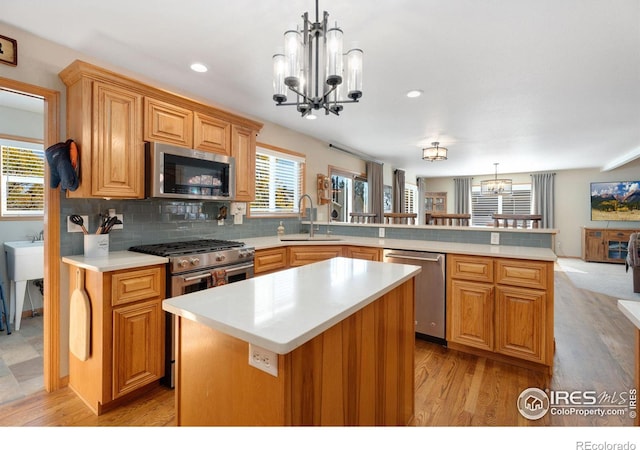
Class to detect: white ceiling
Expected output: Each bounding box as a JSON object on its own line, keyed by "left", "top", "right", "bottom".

{"left": 3, "top": 0, "right": 639, "bottom": 178}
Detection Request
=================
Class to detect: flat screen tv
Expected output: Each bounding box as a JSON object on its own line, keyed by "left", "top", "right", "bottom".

{"left": 590, "top": 181, "right": 640, "bottom": 221}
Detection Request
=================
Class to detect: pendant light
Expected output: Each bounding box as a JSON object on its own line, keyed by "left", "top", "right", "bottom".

{"left": 480, "top": 163, "right": 512, "bottom": 195}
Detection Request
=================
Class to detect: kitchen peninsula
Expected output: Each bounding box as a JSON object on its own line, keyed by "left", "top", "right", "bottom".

{"left": 163, "top": 256, "right": 421, "bottom": 426}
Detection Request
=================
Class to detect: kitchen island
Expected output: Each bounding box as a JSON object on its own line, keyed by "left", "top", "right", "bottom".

{"left": 163, "top": 257, "right": 421, "bottom": 426}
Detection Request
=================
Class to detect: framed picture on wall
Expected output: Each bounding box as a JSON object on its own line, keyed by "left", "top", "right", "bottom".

{"left": 0, "top": 35, "right": 17, "bottom": 66}
{"left": 383, "top": 185, "right": 392, "bottom": 212}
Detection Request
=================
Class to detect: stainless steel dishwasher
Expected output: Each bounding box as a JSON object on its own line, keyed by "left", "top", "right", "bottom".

{"left": 383, "top": 249, "right": 446, "bottom": 345}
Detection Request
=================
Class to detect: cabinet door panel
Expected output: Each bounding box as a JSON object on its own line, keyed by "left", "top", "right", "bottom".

{"left": 194, "top": 112, "right": 231, "bottom": 155}
{"left": 495, "top": 286, "right": 545, "bottom": 363}
{"left": 495, "top": 259, "right": 548, "bottom": 290}
{"left": 112, "top": 300, "right": 164, "bottom": 398}
{"left": 344, "top": 246, "right": 381, "bottom": 261}
{"left": 111, "top": 267, "right": 163, "bottom": 306}
{"left": 255, "top": 248, "right": 288, "bottom": 274}
{"left": 449, "top": 255, "right": 494, "bottom": 283}
{"left": 288, "top": 246, "right": 343, "bottom": 267}
{"left": 448, "top": 280, "right": 494, "bottom": 351}
{"left": 144, "top": 97, "right": 193, "bottom": 147}
{"left": 92, "top": 82, "right": 144, "bottom": 198}
{"left": 232, "top": 124, "right": 256, "bottom": 202}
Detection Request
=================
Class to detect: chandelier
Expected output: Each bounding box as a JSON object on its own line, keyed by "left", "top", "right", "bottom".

{"left": 480, "top": 163, "right": 513, "bottom": 196}
{"left": 422, "top": 142, "right": 448, "bottom": 162}
{"left": 272, "top": 0, "right": 363, "bottom": 118}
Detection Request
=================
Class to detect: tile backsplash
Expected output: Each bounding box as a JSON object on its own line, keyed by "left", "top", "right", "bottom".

{"left": 59, "top": 196, "right": 553, "bottom": 256}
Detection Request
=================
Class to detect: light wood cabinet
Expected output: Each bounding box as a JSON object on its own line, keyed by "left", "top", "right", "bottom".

{"left": 344, "top": 246, "right": 381, "bottom": 261}
{"left": 61, "top": 71, "right": 145, "bottom": 198}
{"left": 144, "top": 97, "right": 193, "bottom": 147}
{"left": 232, "top": 124, "right": 256, "bottom": 202}
{"left": 194, "top": 112, "right": 231, "bottom": 155}
{"left": 582, "top": 227, "right": 638, "bottom": 263}
{"left": 67, "top": 264, "right": 165, "bottom": 415}
{"left": 254, "top": 248, "right": 288, "bottom": 275}
{"left": 59, "top": 60, "right": 262, "bottom": 199}
{"left": 288, "top": 246, "right": 343, "bottom": 267}
{"left": 447, "top": 254, "right": 553, "bottom": 371}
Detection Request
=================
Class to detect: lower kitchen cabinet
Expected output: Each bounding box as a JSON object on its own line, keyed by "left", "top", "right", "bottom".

{"left": 254, "top": 247, "right": 288, "bottom": 275}
{"left": 287, "top": 245, "right": 343, "bottom": 267}
{"left": 344, "top": 246, "right": 381, "bottom": 261}
{"left": 67, "top": 264, "right": 166, "bottom": 415}
{"left": 446, "top": 254, "right": 554, "bottom": 372}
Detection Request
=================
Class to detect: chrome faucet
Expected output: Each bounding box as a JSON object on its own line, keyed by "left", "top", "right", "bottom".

{"left": 298, "top": 194, "right": 315, "bottom": 238}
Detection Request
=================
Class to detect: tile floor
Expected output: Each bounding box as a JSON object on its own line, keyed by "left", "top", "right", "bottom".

{"left": 0, "top": 314, "right": 44, "bottom": 406}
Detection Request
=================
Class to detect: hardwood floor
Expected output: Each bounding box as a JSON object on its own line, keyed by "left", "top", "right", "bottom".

{"left": 0, "top": 261, "right": 635, "bottom": 427}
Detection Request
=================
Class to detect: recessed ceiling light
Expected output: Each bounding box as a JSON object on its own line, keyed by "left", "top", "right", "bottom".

{"left": 190, "top": 63, "right": 208, "bottom": 73}
{"left": 406, "top": 90, "right": 423, "bottom": 98}
{"left": 306, "top": 113, "right": 317, "bottom": 120}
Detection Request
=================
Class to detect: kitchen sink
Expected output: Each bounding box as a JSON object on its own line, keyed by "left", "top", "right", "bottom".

{"left": 279, "top": 236, "right": 343, "bottom": 242}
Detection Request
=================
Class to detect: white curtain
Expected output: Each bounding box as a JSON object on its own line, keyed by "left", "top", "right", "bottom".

{"left": 367, "top": 161, "right": 384, "bottom": 223}
{"left": 454, "top": 177, "right": 473, "bottom": 214}
{"left": 393, "top": 169, "right": 405, "bottom": 213}
{"left": 531, "top": 172, "right": 555, "bottom": 228}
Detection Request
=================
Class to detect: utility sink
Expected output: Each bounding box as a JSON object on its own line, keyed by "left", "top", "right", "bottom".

{"left": 4, "top": 240, "right": 44, "bottom": 281}
{"left": 3, "top": 240, "right": 44, "bottom": 331}
{"left": 279, "top": 236, "right": 343, "bottom": 242}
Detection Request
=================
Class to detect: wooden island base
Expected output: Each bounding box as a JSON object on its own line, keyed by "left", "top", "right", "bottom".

{"left": 175, "top": 279, "right": 415, "bottom": 426}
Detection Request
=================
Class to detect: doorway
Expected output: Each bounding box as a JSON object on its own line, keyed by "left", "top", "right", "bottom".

{"left": 0, "top": 77, "right": 61, "bottom": 395}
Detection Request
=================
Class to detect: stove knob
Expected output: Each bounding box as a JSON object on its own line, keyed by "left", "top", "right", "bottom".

{"left": 216, "top": 254, "right": 226, "bottom": 262}
{"left": 190, "top": 258, "right": 200, "bottom": 266}
{"left": 178, "top": 259, "right": 189, "bottom": 268}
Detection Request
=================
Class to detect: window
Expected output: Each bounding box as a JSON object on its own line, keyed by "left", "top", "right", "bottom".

{"left": 471, "top": 183, "right": 531, "bottom": 226}
{"left": 1, "top": 140, "right": 45, "bottom": 217}
{"left": 250, "top": 144, "right": 305, "bottom": 216}
{"left": 404, "top": 183, "right": 418, "bottom": 214}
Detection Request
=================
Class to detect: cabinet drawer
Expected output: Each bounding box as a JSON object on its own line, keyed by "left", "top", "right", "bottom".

{"left": 288, "top": 246, "right": 343, "bottom": 267}
{"left": 255, "top": 248, "right": 288, "bottom": 274}
{"left": 111, "top": 267, "right": 164, "bottom": 306}
{"left": 449, "top": 255, "right": 493, "bottom": 283}
{"left": 495, "top": 259, "right": 548, "bottom": 290}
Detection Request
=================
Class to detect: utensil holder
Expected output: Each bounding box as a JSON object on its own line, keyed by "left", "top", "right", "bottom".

{"left": 84, "top": 234, "right": 109, "bottom": 258}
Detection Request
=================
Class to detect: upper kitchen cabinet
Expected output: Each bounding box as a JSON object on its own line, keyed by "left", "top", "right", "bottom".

{"left": 144, "top": 97, "right": 193, "bottom": 148}
{"left": 232, "top": 124, "right": 256, "bottom": 202}
{"left": 59, "top": 60, "right": 262, "bottom": 199}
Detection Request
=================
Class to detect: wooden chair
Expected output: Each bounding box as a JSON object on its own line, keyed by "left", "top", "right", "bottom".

{"left": 429, "top": 213, "right": 471, "bottom": 226}
{"left": 383, "top": 213, "right": 417, "bottom": 225}
{"left": 492, "top": 214, "right": 543, "bottom": 229}
{"left": 349, "top": 212, "right": 377, "bottom": 224}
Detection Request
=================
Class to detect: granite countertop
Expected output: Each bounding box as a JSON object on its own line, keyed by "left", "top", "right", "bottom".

{"left": 162, "top": 257, "right": 421, "bottom": 354}
{"left": 243, "top": 234, "right": 558, "bottom": 262}
{"left": 62, "top": 251, "right": 169, "bottom": 272}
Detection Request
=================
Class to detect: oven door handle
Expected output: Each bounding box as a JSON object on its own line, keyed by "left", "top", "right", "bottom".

{"left": 223, "top": 263, "right": 255, "bottom": 275}
{"left": 182, "top": 272, "right": 214, "bottom": 282}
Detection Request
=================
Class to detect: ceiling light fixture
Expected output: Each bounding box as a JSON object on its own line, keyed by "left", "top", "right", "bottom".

{"left": 480, "top": 163, "right": 513, "bottom": 196}
{"left": 190, "top": 63, "right": 208, "bottom": 73}
{"left": 272, "top": 0, "right": 363, "bottom": 118}
{"left": 422, "top": 142, "right": 448, "bottom": 162}
{"left": 406, "top": 90, "right": 423, "bottom": 98}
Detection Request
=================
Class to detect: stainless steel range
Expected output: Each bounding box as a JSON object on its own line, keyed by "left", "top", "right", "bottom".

{"left": 129, "top": 238, "right": 255, "bottom": 387}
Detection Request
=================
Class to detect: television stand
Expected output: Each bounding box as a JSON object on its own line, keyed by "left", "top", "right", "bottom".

{"left": 582, "top": 227, "right": 639, "bottom": 263}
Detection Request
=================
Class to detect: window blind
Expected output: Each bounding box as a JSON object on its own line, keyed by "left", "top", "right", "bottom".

{"left": 1, "top": 144, "right": 45, "bottom": 216}
{"left": 471, "top": 184, "right": 531, "bottom": 226}
{"left": 251, "top": 147, "right": 305, "bottom": 215}
{"left": 404, "top": 183, "right": 418, "bottom": 214}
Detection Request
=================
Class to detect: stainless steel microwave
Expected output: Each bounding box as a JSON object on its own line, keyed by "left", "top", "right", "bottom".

{"left": 146, "top": 142, "right": 235, "bottom": 201}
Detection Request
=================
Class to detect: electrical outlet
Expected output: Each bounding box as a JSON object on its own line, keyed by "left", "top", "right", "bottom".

{"left": 379, "top": 227, "right": 385, "bottom": 238}
{"left": 491, "top": 232, "right": 500, "bottom": 245}
{"left": 248, "top": 343, "right": 278, "bottom": 377}
{"left": 67, "top": 215, "right": 89, "bottom": 233}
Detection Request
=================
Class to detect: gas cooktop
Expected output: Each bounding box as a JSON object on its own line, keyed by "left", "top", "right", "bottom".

{"left": 129, "top": 239, "right": 246, "bottom": 257}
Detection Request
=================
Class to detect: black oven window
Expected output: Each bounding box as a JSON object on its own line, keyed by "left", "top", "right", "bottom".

{"left": 183, "top": 278, "right": 210, "bottom": 294}
{"left": 163, "top": 153, "right": 230, "bottom": 197}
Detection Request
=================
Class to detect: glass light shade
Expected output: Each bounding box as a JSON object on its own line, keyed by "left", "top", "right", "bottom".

{"left": 325, "top": 27, "right": 343, "bottom": 86}
{"left": 272, "top": 54, "right": 287, "bottom": 103}
{"left": 284, "top": 30, "right": 302, "bottom": 88}
{"left": 422, "top": 143, "right": 448, "bottom": 161}
{"left": 346, "top": 48, "right": 363, "bottom": 100}
{"left": 480, "top": 179, "right": 513, "bottom": 195}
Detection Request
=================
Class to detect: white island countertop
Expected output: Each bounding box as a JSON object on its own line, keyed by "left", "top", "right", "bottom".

{"left": 618, "top": 300, "right": 640, "bottom": 329}
{"left": 163, "top": 257, "right": 421, "bottom": 354}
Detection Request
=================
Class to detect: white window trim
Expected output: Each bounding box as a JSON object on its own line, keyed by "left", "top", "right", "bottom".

{"left": 1, "top": 139, "right": 45, "bottom": 218}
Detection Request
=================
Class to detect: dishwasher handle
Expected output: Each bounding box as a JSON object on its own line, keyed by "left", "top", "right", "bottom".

{"left": 385, "top": 252, "right": 442, "bottom": 263}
